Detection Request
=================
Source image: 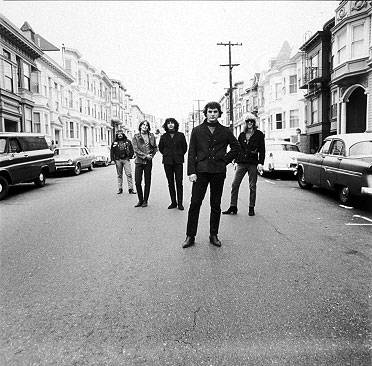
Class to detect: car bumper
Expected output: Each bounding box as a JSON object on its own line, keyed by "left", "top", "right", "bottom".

{"left": 55, "top": 165, "right": 75, "bottom": 170}
{"left": 361, "top": 187, "right": 372, "bottom": 195}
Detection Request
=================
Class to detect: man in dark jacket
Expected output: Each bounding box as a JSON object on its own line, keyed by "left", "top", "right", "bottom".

{"left": 183, "top": 101, "right": 240, "bottom": 248}
{"left": 222, "top": 113, "right": 265, "bottom": 216}
{"left": 110, "top": 130, "right": 136, "bottom": 194}
{"left": 158, "top": 118, "right": 188, "bottom": 210}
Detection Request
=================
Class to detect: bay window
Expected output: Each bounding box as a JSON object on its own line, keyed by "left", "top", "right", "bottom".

{"left": 351, "top": 23, "right": 365, "bottom": 59}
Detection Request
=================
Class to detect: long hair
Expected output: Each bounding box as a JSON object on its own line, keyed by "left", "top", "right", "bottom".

{"left": 243, "top": 112, "right": 258, "bottom": 132}
{"left": 203, "top": 101, "right": 223, "bottom": 117}
{"left": 114, "top": 130, "right": 127, "bottom": 141}
{"left": 162, "top": 118, "right": 179, "bottom": 132}
{"left": 138, "top": 120, "right": 151, "bottom": 133}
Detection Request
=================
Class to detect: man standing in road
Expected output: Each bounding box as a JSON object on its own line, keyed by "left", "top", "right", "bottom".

{"left": 110, "top": 130, "right": 136, "bottom": 195}
{"left": 183, "top": 101, "right": 240, "bottom": 248}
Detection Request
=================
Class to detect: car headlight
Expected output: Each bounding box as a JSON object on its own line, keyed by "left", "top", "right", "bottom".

{"left": 68, "top": 159, "right": 73, "bottom": 165}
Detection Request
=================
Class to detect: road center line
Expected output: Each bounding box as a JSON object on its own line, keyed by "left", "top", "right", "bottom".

{"left": 353, "top": 214, "right": 372, "bottom": 223}
{"left": 345, "top": 223, "right": 372, "bottom": 226}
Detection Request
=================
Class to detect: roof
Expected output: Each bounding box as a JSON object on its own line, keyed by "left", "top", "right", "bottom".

{"left": 34, "top": 34, "right": 59, "bottom": 51}
{"left": 325, "top": 132, "right": 372, "bottom": 145}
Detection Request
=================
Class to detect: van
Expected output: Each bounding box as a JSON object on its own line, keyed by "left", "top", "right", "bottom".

{"left": 0, "top": 133, "right": 56, "bottom": 200}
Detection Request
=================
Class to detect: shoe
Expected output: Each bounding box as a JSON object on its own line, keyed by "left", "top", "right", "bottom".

{"left": 182, "top": 236, "right": 195, "bottom": 248}
{"left": 178, "top": 204, "right": 184, "bottom": 211}
{"left": 209, "top": 235, "right": 221, "bottom": 247}
{"left": 141, "top": 201, "right": 148, "bottom": 207}
{"left": 117, "top": 188, "right": 123, "bottom": 194}
{"left": 249, "top": 207, "right": 255, "bottom": 216}
{"left": 168, "top": 203, "right": 177, "bottom": 209}
{"left": 128, "top": 189, "right": 136, "bottom": 194}
{"left": 134, "top": 201, "right": 143, "bottom": 207}
{"left": 222, "top": 206, "right": 237, "bottom": 215}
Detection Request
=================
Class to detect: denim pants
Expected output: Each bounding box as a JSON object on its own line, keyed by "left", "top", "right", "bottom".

{"left": 115, "top": 159, "right": 133, "bottom": 190}
{"left": 164, "top": 163, "right": 183, "bottom": 205}
{"left": 135, "top": 161, "right": 152, "bottom": 203}
{"left": 230, "top": 163, "right": 258, "bottom": 208}
{"left": 186, "top": 172, "right": 226, "bottom": 237}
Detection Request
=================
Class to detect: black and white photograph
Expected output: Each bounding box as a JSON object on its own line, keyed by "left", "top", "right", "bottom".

{"left": 0, "top": 0, "right": 371, "bottom": 364}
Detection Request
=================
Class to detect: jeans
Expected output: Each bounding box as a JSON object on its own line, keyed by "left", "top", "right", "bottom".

{"left": 115, "top": 159, "right": 133, "bottom": 190}
{"left": 135, "top": 161, "right": 152, "bottom": 203}
{"left": 164, "top": 163, "right": 183, "bottom": 205}
{"left": 186, "top": 172, "right": 226, "bottom": 237}
{"left": 230, "top": 163, "right": 258, "bottom": 208}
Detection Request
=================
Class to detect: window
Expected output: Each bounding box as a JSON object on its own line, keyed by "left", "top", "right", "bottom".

{"left": 337, "top": 29, "right": 347, "bottom": 64}
{"left": 330, "top": 140, "right": 345, "bottom": 156}
{"left": 311, "top": 98, "right": 318, "bottom": 124}
{"left": 289, "top": 75, "right": 297, "bottom": 93}
{"left": 331, "top": 90, "right": 338, "bottom": 119}
{"left": 31, "top": 71, "right": 40, "bottom": 93}
{"left": 87, "top": 100, "right": 91, "bottom": 115}
{"left": 319, "top": 140, "right": 332, "bottom": 154}
{"left": 275, "top": 83, "right": 282, "bottom": 99}
{"left": 350, "top": 141, "right": 372, "bottom": 156}
{"left": 70, "top": 122, "right": 74, "bottom": 138}
{"left": 78, "top": 70, "right": 82, "bottom": 85}
{"left": 33, "top": 112, "right": 41, "bottom": 133}
{"left": 65, "top": 59, "right": 72, "bottom": 73}
{"left": 44, "top": 113, "right": 49, "bottom": 135}
{"left": 3, "top": 49, "right": 11, "bottom": 60}
{"left": 351, "top": 23, "right": 365, "bottom": 59}
{"left": 310, "top": 53, "right": 319, "bottom": 79}
{"left": 290, "top": 109, "right": 299, "bottom": 128}
{"left": 275, "top": 113, "right": 282, "bottom": 129}
{"left": 25, "top": 107, "right": 32, "bottom": 132}
{"left": 23, "top": 61, "right": 31, "bottom": 90}
{"left": 68, "top": 90, "right": 73, "bottom": 108}
{"left": 87, "top": 74, "right": 90, "bottom": 90}
{"left": 79, "top": 98, "right": 83, "bottom": 113}
{"left": 112, "top": 88, "right": 117, "bottom": 99}
{"left": 4, "top": 61, "right": 13, "bottom": 92}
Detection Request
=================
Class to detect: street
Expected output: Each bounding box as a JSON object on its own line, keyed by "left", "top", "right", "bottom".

{"left": 0, "top": 155, "right": 371, "bottom": 365}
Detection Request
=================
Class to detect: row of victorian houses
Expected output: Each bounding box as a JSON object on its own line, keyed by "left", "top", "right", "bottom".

{"left": 187, "top": 1, "right": 372, "bottom": 153}
{"left": 0, "top": 13, "right": 161, "bottom": 148}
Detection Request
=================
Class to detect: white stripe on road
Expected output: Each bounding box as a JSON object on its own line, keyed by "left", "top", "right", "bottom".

{"left": 339, "top": 205, "right": 353, "bottom": 209}
{"left": 264, "top": 180, "right": 276, "bottom": 185}
{"left": 345, "top": 223, "right": 372, "bottom": 226}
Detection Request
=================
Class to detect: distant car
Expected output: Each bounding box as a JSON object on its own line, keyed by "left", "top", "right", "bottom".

{"left": 0, "top": 133, "right": 55, "bottom": 200}
{"left": 91, "top": 146, "right": 111, "bottom": 167}
{"left": 263, "top": 140, "right": 302, "bottom": 175}
{"left": 54, "top": 147, "right": 95, "bottom": 175}
{"left": 296, "top": 132, "right": 372, "bottom": 205}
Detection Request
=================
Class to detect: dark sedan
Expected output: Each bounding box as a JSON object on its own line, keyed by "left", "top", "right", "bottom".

{"left": 296, "top": 133, "right": 372, "bottom": 205}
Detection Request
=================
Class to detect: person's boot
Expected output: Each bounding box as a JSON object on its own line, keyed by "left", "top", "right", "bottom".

{"left": 222, "top": 206, "right": 237, "bottom": 215}
{"left": 128, "top": 189, "right": 136, "bottom": 194}
{"left": 249, "top": 207, "right": 255, "bottom": 216}
{"left": 168, "top": 202, "right": 177, "bottom": 209}
{"left": 209, "top": 235, "right": 222, "bottom": 247}
{"left": 141, "top": 201, "right": 148, "bottom": 207}
{"left": 177, "top": 203, "right": 184, "bottom": 211}
{"left": 117, "top": 188, "right": 123, "bottom": 194}
{"left": 134, "top": 201, "right": 143, "bottom": 207}
{"left": 182, "top": 236, "right": 195, "bottom": 248}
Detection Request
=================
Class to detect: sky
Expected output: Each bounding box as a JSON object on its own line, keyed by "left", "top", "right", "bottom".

{"left": 1, "top": 1, "right": 339, "bottom": 122}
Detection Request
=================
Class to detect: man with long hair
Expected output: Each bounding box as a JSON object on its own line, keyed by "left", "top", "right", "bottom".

{"left": 158, "top": 118, "right": 188, "bottom": 210}
{"left": 222, "top": 112, "right": 265, "bottom": 216}
{"left": 183, "top": 101, "right": 240, "bottom": 248}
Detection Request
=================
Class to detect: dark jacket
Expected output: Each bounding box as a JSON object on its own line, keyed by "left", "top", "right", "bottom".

{"left": 110, "top": 138, "right": 134, "bottom": 161}
{"left": 187, "top": 120, "right": 241, "bottom": 175}
{"left": 132, "top": 132, "right": 158, "bottom": 164}
{"left": 235, "top": 129, "right": 265, "bottom": 165}
{"left": 158, "top": 131, "right": 188, "bottom": 165}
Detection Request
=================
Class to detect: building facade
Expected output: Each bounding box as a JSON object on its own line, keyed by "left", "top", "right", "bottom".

{"left": 331, "top": 0, "right": 372, "bottom": 134}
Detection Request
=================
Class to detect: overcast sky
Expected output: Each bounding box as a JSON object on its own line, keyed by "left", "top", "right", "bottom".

{"left": 1, "top": 1, "right": 338, "bottom": 122}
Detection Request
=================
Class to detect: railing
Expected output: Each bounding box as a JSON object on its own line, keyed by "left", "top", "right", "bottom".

{"left": 303, "top": 66, "right": 321, "bottom": 84}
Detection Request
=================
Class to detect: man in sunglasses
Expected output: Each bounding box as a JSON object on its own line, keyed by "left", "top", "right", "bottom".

{"left": 222, "top": 112, "right": 265, "bottom": 216}
{"left": 183, "top": 101, "right": 240, "bottom": 249}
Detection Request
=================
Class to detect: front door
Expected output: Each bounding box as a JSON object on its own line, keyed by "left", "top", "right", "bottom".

{"left": 346, "top": 87, "right": 366, "bottom": 133}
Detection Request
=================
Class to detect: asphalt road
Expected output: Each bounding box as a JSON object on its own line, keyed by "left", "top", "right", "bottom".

{"left": 1, "top": 155, "right": 371, "bottom": 365}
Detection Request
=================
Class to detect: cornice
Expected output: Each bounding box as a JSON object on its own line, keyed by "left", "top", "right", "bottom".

{"left": 40, "top": 54, "right": 75, "bottom": 83}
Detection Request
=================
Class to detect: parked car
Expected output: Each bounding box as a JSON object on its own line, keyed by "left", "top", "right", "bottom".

{"left": 263, "top": 140, "right": 302, "bottom": 175}
{"left": 0, "top": 132, "right": 55, "bottom": 200}
{"left": 296, "top": 132, "right": 372, "bottom": 205}
{"left": 91, "top": 145, "right": 111, "bottom": 167}
{"left": 54, "top": 147, "right": 95, "bottom": 175}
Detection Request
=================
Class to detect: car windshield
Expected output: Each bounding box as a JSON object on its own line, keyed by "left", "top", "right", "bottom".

{"left": 349, "top": 141, "right": 372, "bottom": 156}
{"left": 54, "top": 148, "right": 79, "bottom": 157}
{"left": 268, "top": 144, "right": 299, "bottom": 152}
{"left": 0, "top": 138, "right": 6, "bottom": 153}
{"left": 92, "top": 147, "right": 109, "bottom": 154}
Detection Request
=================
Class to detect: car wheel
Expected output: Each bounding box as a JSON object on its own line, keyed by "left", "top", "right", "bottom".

{"left": 297, "top": 168, "right": 312, "bottom": 189}
{"left": 74, "top": 163, "right": 81, "bottom": 175}
{"left": 338, "top": 186, "right": 352, "bottom": 205}
{"left": 34, "top": 171, "right": 46, "bottom": 187}
{"left": 0, "top": 176, "right": 9, "bottom": 200}
{"left": 88, "top": 162, "right": 94, "bottom": 171}
{"left": 104, "top": 159, "right": 109, "bottom": 167}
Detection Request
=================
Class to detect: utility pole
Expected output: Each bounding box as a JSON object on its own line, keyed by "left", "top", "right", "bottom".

{"left": 192, "top": 104, "right": 195, "bottom": 130}
{"left": 217, "top": 41, "right": 242, "bottom": 133}
{"left": 193, "top": 99, "right": 204, "bottom": 125}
